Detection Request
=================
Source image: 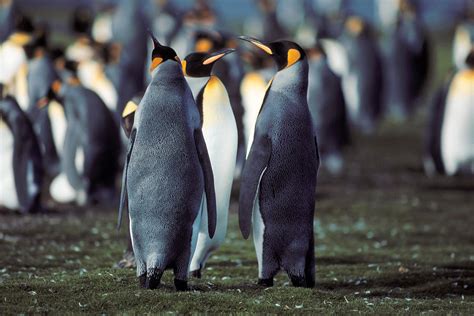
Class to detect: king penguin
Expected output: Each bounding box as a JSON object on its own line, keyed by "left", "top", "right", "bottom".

{"left": 0, "top": 92, "right": 43, "bottom": 213}
{"left": 182, "top": 49, "right": 238, "bottom": 277}
{"left": 38, "top": 62, "right": 120, "bottom": 205}
{"left": 117, "top": 33, "right": 217, "bottom": 290}
{"left": 340, "top": 16, "right": 383, "bottom": 133}
{"left": 424, "top": 49, "right": 474, "bottom": 176}
{"left": 25, "top": 28, "right": 63, "bottom": 177}
{"left": 307, "top": 43, "right": 350, "bottom": 175}
{"left": 238, "top": 36, "right": 319, "bottom": 288}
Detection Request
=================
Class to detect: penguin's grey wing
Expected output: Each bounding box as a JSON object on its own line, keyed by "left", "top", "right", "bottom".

{"left": 238, "top": 134, "right": 271, "bottom": 239}
{"left": 12, "top": 135, "right": 30, "bottom": 212}
{"left": 62, "top": 124, "right": 84, "bottom": 190}
{"left": 194, "top": 128, "right": 217, "bottom": 238}
{"left": 425, "top": 75, "right": 452, "bottom": 174}
{"left": 117, "top": 128, "right": 136, "bottom": 230}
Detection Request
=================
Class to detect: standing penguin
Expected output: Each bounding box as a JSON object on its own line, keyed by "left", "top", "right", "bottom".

{"left": 39, "top": 64, "right": 120, "bottom": 205}
{"left": 307, "top": 44, "right": 350, "bottom": 175}
{"left": 386, "top": 0, "right": 429, "bottom": 118}
{"left": 192, "top": 30, "right": 247, "bottom": 177}
{"left": 182, "top": 49, "right": 238, "bottom": 277}
{"left": 238, "top": 36, "right": 319, "bottom": 288}
{"left": 340, "top": 16, "right": 383, "bottom": 133}
{"left": 0, "top": 93, "right": 43, "bottom": 213}
{"left": 424, "top": 50, "right": 474, "bottom": 176}
{"left": 118, "top": 34, "right": 217, "bottom": 290}
{"left": 25, "top": 29, "right": 63, "bottom": 177}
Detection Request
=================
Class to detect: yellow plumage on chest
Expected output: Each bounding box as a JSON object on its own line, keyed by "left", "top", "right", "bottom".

{"left": 201, "top": 76, "right": 231, "bottom": 126}
{"left": 449, "top": 69, "right": 474, "bottom": 96}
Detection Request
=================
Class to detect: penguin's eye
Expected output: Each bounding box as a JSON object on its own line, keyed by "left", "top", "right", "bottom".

{"left": 286, "top": 48, "right": 301, "bottom": 68}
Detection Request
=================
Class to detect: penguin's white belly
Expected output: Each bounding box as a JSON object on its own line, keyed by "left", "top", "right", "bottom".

{"left": 320, "top": 39, "right": 349, "bottom": 77}
{"left": 49, "top": 173, "right": 77, "bottom": 203}
{"left": 342, "top": 72, "right": 360, "bottom": 121}
{"left": 48, "top": 101, "right": 67, "bottom": 157}
{"left": 0, "top": 42, "right": 26, "bottom": 84}
{"left": 240, "top": 73, "right": 267, "bottom": 157}
{"left": 252, "top": 167, "right": 267, "bottom": 278}
{"left": 78, "top": 62, "right": 117, "bottom": 111}
{"left": 190, "top": 115, "right": 238, "bottom": 271}
{"left": 75, "top": 146, "right": 85, "bottom": 174}
{"left": 204, "top": 120, "right": 238, "bottom": 240}
{"left": 0, "top": 123, "right": 19, "bottom": 209}
{"left": 189, "top": 194, "right": 204, "bottom": 272}
{"left": 441, "top": 89, "right": 474, "bottom": 175}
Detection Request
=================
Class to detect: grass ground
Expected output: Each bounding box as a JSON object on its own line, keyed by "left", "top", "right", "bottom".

{"left": 1, "top": 32, "right": 473, "bottom": 314}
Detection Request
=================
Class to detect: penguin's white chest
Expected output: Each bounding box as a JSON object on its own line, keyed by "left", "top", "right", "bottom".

{"left": 241, "top": 72, "right": 268, "bottom": 157}
{"left": 441, "top": 71, "right": 474, "bottom": 175}
{"left": 202, "top": 103, "right": 238, "bottom": 230}
{"left": 0, "top": 122, "right": 19, "bottom": 209}
{"left": 48, "top": 101, "right": 67, "bottom": 157}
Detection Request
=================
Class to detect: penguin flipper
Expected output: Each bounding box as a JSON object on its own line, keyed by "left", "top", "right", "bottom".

{"left": 194, "top": 129, "right": 217, "bottom": 238}
{"left": 238, "top": 135, "right": 271, "bottom": 239}
{"left": 12, "top": 139, "right": 30, "bottom": 213}
{"left": 117, "top": 129, "right": 136, "bottom": 230}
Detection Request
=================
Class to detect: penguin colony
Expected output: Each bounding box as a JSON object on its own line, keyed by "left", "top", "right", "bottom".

{"left": 0, "top": 0, "right": 473, "bottom": 291}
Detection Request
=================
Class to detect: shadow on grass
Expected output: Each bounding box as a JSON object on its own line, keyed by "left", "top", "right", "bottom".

{"left": 318, "top": 267, "right": 474, "bottom": 298}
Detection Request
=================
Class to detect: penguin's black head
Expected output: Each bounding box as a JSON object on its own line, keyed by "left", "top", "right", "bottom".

{"left": 238, "top": 36, "right": 306, "bottom": 71}
{"left": 149, "top": 32, "right": 180, "bottom": 72}
{"left": 182, "top": 49, "right": 235, "bottom": 77}
{"left": 193, "top": 29, "right": 224, "bottom": 53}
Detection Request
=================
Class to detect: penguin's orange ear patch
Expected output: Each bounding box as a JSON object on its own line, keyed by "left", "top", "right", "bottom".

{"left": 195, "top": 38, "right": 213, "bottom": 53}
{"left": 203, "top": 53, "right": 226, "bottom": 65}
{"left": 122, "top": 100, "right": 138, "bottom": 118}
{"left": 345, "top": 16, "right": 364, "bottom": 35}
{"left": 181, "top": 60, "right": 187, "bottom": 75}
{"left": 286, "top": 48, "right": 301, "bottom": 68}
{"left": 150, "top": 57, "right": 163, "bottom": 72}
{"left": 52, "top": 80, "right": 62, "bottom": 93}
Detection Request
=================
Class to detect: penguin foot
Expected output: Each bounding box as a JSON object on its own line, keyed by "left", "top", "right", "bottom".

{"left": 113, "top": 251, "right": 136, "bottom": 269}
{"left": 257, "top": 278, "right": 274, "bottom": 287}
{"left": 139, "top": 274, "right": 147, "bottom": 288}
{"left": 174, "top": 278, "right": 188, "bottom": 291}
{"left": 144, "top": 268, "right": 163, "bottom": 289}
{"left": 288, "top": 274, "right": 315, "bottom": 288}
{"left": 191, "top": 269, "right": 202, "bottom": 278}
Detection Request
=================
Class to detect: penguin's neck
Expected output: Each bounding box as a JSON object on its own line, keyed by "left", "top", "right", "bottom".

{"left": 201, "top": 75, "right": 229, "bottom": 126}
{"left": 270, "top": 59, "right": 308, "bottom": 99}
{"left": 150, "top": 61, "right": 183, "bottom": 84}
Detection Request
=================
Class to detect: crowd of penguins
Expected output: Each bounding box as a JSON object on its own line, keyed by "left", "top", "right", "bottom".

{"left": 0, "top": 0, "right": 473, "bottom": 291}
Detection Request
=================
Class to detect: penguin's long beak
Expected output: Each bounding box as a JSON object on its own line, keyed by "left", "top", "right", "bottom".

{"left": 238, "top": 36, "right": 273, "bottom": 55}
{"left": 202, "top": 48, "right": 235, "bottom": 65}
